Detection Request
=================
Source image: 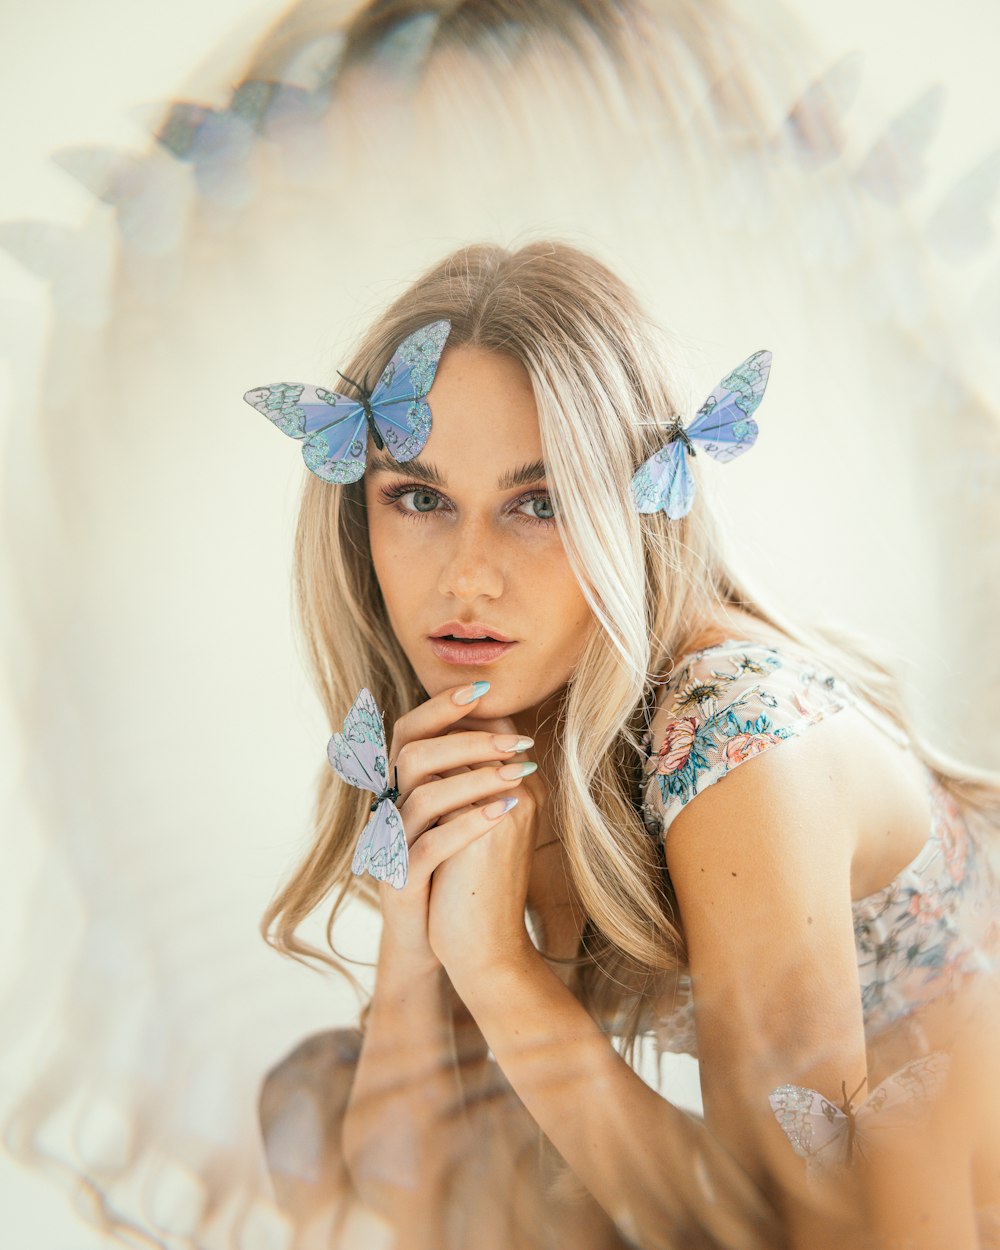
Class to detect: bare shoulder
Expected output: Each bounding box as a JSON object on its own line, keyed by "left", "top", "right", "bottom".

{"left": 666, "top": 707, "right": 857, "bottom": 890}
{"left": 650, "top": 611, "right": 932, "bottom": 900}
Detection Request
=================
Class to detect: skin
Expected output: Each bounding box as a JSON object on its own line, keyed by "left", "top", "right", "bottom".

{"left": 363, "top": 343, "right": 596, "bottom": 952}
{"left": 262, "top": 343, "right": 998, "bottom": 1246}
{"left": 363, "top": 342, "right": 595, "bottom": 753}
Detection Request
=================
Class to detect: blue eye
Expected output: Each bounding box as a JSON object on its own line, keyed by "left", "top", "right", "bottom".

{"left": 402, "top": 487, "right": 440, "bottom": 514}
{"left": 377, "top": 484, "right": 558, "bottom": 528}
{"left": 517, "top": 493, "right": 556, "bottom": 523}
{"left": 377, "top": 485, "right": 441, "bottom": 517}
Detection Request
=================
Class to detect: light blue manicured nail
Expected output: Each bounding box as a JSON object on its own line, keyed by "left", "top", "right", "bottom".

{"left": 455, "top": 680, "right": 491, "bottom": 705}
{"left": 499, "top": 761, "right": 537, "bottom": 779}
{"left": 486, "top": 796, "right": 519, "bottom": 818}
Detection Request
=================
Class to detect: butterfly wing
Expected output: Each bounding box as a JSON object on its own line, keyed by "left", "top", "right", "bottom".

{"left": 769, "top": 1051, "right": 951, "bottom": 1177}
{"left": 243, "top": 382, "right": 369, "bottom": 483}
{"left": 351, "top": 799, "right": 409, "bottom": 890}
{"left": 849, "top": 1050, "right": 952, "bottom": 1160}
{"left": 630, "top": 439, "right": 696, "bottom": 518}
{"left": 685, "top": 350, "right": 772, "bottom": 463}
{"left": 367, "top": 319, "right": 451, "bottom": 463}
{"left": 768, "top": 1083, "right": 850, "bottom": 1175}
{"left": 326, "top": 687, "right": 389, "bottom": 795}
{"left": 856, "top": 85, "right": 944, "bottom": 206}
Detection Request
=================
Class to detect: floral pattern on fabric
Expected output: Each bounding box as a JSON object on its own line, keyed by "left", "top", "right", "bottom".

{"left": 639, "top": 641, "right": 848, "bottom": 840}
{"left": 852, "top": 774, "right": 1000, "bottom": 1029}
{"left": 635, "top": 639, "right": 1000, "bottom": 1058}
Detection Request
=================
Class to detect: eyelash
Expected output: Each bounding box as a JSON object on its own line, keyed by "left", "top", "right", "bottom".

{"left": 377, "top": 483, "right": 557, "bottom": 528}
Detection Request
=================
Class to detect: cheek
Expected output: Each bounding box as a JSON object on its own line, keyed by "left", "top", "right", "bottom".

{"left": 532, "top": 551, "right": 592, "bottom": 621}
{"left": 366, "top": 504, "right": 402, "bottom": 597}
{"left": 367, "top": 515, "right": 431, "bottom": 611}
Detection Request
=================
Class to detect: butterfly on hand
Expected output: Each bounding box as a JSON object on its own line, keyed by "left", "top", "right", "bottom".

{"left": 630, "top": 349, "right": 772, "bottom": 518}
{"left": 768, "top": 1050, "right": 951, "bottom": 1180}
{"left": 327, "top": 687, "right": 409, "bottom": 890}
{"left": 243, "top": 319, "right": 451, "bottom": 484}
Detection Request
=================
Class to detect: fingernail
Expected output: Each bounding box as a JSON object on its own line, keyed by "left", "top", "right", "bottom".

{"left": 453, "top": 681, "right": 490, "bottom": 705}
{"left": 492, "top": 734, "right": 534, "bottom": 752}
{"left": 497, "top": 761, "right": 537, "bottom": 780}
{"left": 484, "top": 796, "right": 519, "bottom": 818}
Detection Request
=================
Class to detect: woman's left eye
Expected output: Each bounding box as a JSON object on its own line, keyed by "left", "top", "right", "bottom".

{"left": 516, "top": 493, "right": 556, "bottom": 523}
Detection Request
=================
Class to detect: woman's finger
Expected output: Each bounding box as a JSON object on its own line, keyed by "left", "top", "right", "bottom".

{"left": 398, "top": 763, "right": 532, "bottom": 841}
{"left": 408, "top": 790, "right": 526, "bottom": 877}
{"left": 391, "top": 728, "right": 532, "bottom": 805}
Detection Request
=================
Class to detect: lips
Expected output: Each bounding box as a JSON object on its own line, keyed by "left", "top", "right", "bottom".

{"left": 429, "top": 620, "right": 514, "bottom": 643}
{"left": 439, "top": 633, "right": 499, "bottom": 641}
{"left": 428, "top": 620, "right": 517, "bottom": 665}
{"left": 428, "top": 636, "right": 516, "bottom": 666}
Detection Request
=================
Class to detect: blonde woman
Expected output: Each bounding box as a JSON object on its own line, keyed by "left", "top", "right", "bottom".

{"left": 254, "top": 240, "right": 1000, "bottom": 1250}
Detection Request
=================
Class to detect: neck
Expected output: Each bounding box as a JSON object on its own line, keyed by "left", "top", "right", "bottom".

{"left": 510, "top": 685, "right": 564, "bottom": 779}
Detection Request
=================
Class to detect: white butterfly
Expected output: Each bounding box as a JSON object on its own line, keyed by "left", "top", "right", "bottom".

{"left": 327, "top": 687, "right": 408, "bottom": 890}
{"left": 768, "top": 1051, "right": 951, "bottom": 1179}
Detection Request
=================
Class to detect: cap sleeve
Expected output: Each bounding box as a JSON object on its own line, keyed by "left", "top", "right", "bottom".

{"left": 639, "top": 642, "right": 850, "bottom": 844}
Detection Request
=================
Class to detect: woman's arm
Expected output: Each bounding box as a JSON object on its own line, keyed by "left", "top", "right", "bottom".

{"left": 449, "top": 942, "right": 782, "bottom": 1250}
{"left": 341, "top": 932, "right": 477, "bottom": 1243}
{"left": 664, "top": 717, "right": 870, "bottom": 1248}
{"left": 652, "top": 718, "right": 979, "bottom": 1248}
{"left": 446, "top": 717, "right": 980, "bottom": 1250}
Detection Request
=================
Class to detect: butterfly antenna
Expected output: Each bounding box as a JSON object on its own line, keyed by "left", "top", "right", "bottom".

{"left": 837, "top": 1072, "right": 868, "bottom": 1169}
{"left": 336, "top": 368, "right": 369, "bottom": 397}
{"left": 844, "top": 1074, "right": 868, "bottom": 1109}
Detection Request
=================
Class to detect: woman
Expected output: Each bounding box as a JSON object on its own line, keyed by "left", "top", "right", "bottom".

{"left": 254, "top": 240, "right": 1000, "bottom": 1250}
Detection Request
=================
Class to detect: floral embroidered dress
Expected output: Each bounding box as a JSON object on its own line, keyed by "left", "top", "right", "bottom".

{"left": 637, "top": 637, "right": 1000, "bottom": 1057}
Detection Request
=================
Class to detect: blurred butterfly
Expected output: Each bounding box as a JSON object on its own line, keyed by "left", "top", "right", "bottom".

{"left": 631, "top": 349, "right": 771, "bottom": 518}
{"left": 243, "top": 318, "right": 451, "bottom": 484}
{"left": 768, "top": 1050, "right": 950, "bottom": 1180}
{"left": 327, "top": 687, "right": 408, "bottom": 890}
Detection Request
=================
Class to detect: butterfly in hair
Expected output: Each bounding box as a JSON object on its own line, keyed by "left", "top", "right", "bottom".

{"left": 327, "top": 688, "right": 409, "bottom": 890}
{"left": 631, "top": 349, "right": 772, "bottom": 518}
{"left": 243, "top": 319, "right": 451, "bottom": 484}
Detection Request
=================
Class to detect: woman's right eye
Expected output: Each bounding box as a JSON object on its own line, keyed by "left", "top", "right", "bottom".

{"left": 405, "top": 485, "right": 440, "bottom": 510}
{"left": 378, "top": 484, "right": 443, "bottom": 518}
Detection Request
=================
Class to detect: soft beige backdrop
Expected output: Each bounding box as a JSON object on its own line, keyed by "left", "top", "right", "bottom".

{"left": 1, "top": 2, "right": 998, "bottom": 1247}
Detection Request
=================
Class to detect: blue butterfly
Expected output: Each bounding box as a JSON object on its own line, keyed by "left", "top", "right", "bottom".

{"left": 630, "top": 350, "right": 772, "bottom": 518}
{"left": 243, "top": 319, "right": 452, "bottom": 484}
{"left": 327, "top": 688, "right": 408, "bottom": 890}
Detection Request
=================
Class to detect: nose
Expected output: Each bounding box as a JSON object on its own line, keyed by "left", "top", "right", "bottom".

{"left": 436, "top": 524, "right": 505, "bottom": 602}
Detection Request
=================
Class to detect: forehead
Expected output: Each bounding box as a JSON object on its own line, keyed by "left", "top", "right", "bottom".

{"left": 428, "top": 343, "right": 537, "bottom": 422}
{"left": 367, "top": 344, "right": 546, "bottom": 485}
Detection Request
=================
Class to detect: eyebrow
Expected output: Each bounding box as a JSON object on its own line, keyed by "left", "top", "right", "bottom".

{"left": 367, "top": 451, "right": 548, "bottom": 490}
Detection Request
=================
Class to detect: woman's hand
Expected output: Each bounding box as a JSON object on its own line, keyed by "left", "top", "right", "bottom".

{"left": 424, "top": 710, "right": 545, "bottom": 980}
{"left": 374, "top": 682, "right": 536, "bottom": 977}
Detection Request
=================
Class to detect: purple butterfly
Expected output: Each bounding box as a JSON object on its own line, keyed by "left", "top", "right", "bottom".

{"left": 630, "top": 350, "right": 772, "bottom": 518}
{"left": 768, "top": 1050, "right": 950, "bottom": 1180}
{"left": 243, "top": 319, "right": 451, "bottom": 484}
{"left": 327, "top": 688, "right": 408, "bottom": 890}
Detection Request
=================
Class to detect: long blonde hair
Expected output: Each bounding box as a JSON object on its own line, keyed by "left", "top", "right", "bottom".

{"left": 260, "top": 238, "right": 1000, "bottom": 1066}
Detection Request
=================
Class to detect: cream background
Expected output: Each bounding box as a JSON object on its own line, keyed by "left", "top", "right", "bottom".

{"left": 1, "top": 1, "right": 998, "bottom": 1245}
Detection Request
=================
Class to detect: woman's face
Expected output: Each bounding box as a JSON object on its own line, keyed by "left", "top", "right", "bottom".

{"left": 363, "top": 343, "right": 596, "bottom": 721}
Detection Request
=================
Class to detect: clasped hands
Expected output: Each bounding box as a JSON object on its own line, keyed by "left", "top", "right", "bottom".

{"left": 379, "top": 682, "right": 548, "bottom": 989}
